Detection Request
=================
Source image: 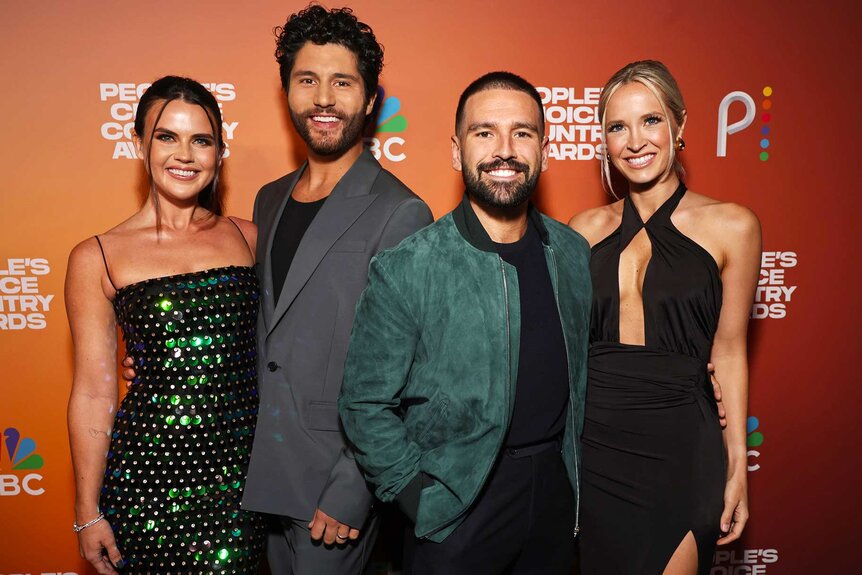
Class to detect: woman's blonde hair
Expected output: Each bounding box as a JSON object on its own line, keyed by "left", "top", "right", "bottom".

{"left": 598, "top": 60, "right": 686, "bottom": 197}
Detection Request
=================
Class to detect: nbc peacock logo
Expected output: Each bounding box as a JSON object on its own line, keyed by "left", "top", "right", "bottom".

{"left": 0, "top": 427, "right": 46, "bottom": 495}
{"left": 376, "top": 96, "right": 407, "bottom": 133}
{"left": 365, "top": 94, "right": 407, "bottom": 162}
{"left": 747, "top": 416, "right": 764, "bottom": 472}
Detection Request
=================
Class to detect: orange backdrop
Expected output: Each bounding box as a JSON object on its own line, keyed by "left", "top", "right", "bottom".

{"left": 1, "top": 1, "right": 858, "bottom": 573}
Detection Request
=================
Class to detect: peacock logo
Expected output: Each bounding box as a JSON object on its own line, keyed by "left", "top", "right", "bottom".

{"left": 0, "top": 427, "right": 45, "bottom": 496}
{"left": 376, "top": 96, "right": 407, "bottom": 133}
{"left": 365, "top": 93, "right": 407, "bottom": 162}
{"left": 747, "top": 416, "right": 764, "bottom": 472}
{"left": 2, "top": 427, "right": 44, "bottom": 470}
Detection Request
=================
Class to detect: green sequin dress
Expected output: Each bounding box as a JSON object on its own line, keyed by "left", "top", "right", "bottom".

{"left": 100, "top": 265, "right": 265, "bottom": 573}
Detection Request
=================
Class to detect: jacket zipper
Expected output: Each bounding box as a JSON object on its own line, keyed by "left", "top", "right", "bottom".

{"left": 500, "top": 256, "right": 515, "bottom": 434}
{"left": 547, "top": 246, "right": 580, "bottom": 538}
{"left": 420, "top": 256, "right": 515, "bottom": 540}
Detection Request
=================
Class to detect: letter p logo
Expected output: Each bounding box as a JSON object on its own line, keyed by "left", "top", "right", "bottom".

{"left": 717, "top": 91, "right": 756, "bottom": 157}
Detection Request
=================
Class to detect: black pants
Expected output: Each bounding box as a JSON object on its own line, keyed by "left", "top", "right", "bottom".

{"left": 406, "top": 441, "right": 576, "bottom": 575}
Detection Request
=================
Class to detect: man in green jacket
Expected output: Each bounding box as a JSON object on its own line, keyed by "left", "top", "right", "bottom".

{"left": 339, "top": 72, "right": 592, "bottom": 574}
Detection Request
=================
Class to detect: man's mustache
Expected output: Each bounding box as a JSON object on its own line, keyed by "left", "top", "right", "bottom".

{"left": 300, "top": 108, "right": 346, "bottom": 119}
{"left": 477, "top": 159, "right": 530, "bottom": 173}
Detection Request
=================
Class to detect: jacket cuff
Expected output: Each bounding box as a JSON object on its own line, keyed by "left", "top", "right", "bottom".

{"left": 394, "top": 472, "right": 433, "bottom": 524}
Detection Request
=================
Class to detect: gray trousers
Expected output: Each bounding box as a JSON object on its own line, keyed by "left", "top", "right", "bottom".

{"left": 267, "top": 514, "right": 380, "bottom": 575}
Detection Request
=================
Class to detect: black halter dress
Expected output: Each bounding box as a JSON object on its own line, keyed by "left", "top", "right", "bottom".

{"left": 579, "top": 184, "right": 725, "bottom": 574}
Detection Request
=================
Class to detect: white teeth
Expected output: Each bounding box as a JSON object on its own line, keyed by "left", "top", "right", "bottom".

{"left": 487, "top": 169, "right": 517, "bottom": 177}
{"left": 313, "top": 116, "right": 339, "bottom": 123}
{"left": 626, "top": 154, "right": 655, "bottom": 167}
{"left": 168, "top": 168, "right": 196, "bottom": 177}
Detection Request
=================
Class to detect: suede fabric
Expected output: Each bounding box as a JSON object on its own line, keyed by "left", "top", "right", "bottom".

{"left": 339, "top": 198, "right": 591, "bottom": 543}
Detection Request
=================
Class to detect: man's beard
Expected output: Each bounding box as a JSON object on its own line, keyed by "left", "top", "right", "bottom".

{"left": 462, "top": 158, "right": 538, "bottom": 209}
{"left": 289, "top": 106, "right": 367, "bottom": 157}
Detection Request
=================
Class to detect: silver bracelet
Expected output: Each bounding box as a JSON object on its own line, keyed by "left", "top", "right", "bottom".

{"left": 73, "top": 513, "right": 105, "bottom": 533}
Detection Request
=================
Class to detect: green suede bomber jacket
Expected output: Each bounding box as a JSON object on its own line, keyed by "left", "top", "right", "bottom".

{"left": 338, "top": 194, "right": 592, "bottom": 543}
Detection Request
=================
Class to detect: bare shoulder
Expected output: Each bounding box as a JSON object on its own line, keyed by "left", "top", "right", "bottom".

{"left": 681, "top": 191, "right": 761, "bottom": 269}
{"left": 226, "top": 216, "right": 257, "bottom": 238}
{"left": 68, "top": 236, "right": 105, "bottom": 274}
{"left": 686, "top": 191, "right": 760, "bottom": 237}
{"left": 568, "top": 201, "right": 623, "bottom": 247}
{"left": 226, "top": 216, "right": 258, "bottom": 255}
{"left": 67, "top": 211, "right": 149, "bottom": 281}
{"left": 66, "top": 236, "right": 112, "bottom": 300}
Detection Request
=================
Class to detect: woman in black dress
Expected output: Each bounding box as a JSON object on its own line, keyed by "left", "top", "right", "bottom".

{"left": 66, "top": 76, "right": 265, "bottom": 573}
{"left": 569, "top": 61, "right": 759, "bottom": 574}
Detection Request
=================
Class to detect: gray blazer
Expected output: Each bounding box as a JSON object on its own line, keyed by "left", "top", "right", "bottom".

{"left": 242, "top": 151, "right": 433, "bottom": 527}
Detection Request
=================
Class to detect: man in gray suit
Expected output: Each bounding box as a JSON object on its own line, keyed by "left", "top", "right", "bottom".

{"left": 241, "top": 5, "right": 432, "bottom": 574}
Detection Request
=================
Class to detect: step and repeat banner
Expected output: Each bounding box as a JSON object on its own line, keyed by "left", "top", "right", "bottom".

{"left": 1, "top": 1, "right": 857, "bottom": 573}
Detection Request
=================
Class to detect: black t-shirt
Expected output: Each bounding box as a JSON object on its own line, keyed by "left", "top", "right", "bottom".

{"left": 494, "top": 219, "right": 569, "bottom": 448}
{"left": 271, "top": 195, "right": 326, "bottom": 302}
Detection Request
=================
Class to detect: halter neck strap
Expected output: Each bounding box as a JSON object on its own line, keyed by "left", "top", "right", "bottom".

{"left": 619, "top": 183, "right": 687, "bottom": 248}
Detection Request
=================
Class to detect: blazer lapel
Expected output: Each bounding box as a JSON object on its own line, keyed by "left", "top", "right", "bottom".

{"left": 266, "top": 151, "right": 382, "bottom": 339}
{"left": 261, "top": 164, "right": 307, "bottom": 330}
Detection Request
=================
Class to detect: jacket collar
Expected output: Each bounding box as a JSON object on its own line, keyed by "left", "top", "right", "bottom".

{"left": 263, "top": 149, "right": 381, "bottom": 337}
{"left": 452, "top": 192, "right": 550, "bottom": 252}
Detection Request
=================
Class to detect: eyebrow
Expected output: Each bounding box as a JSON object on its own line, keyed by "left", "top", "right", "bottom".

{"left": 607, "top": 111, "right": 665, "bottom": 123}
{"left": 466, "top": 121, "right": 539, "bottom": 132}
{"left": 291, "top": 69, "right": 361, "bottom": 81}
{"left": 512, "top": 121, "right": 539, "bottom": 132}
{"left": 153, "top": 128, "right": 215, "bottom": 139}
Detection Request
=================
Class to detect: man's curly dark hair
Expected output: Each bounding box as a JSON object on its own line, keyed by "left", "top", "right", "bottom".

{"left": 274, "top": 4, "right": 384, "bottom": 102}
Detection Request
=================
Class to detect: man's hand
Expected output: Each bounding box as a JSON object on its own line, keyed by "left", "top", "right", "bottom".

{"left": 707, "top": 363, "right": 727, "bottom": 428}
{"left": 121, "top": 356, "right": 136, "bottom": 389}
{"left": 308, "top": 508, "right": 360, "bottom": 545}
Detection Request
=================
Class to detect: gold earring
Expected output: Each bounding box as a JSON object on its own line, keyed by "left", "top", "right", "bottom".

{"left": 675, "top": 137, "right": 686, "bottom": 151}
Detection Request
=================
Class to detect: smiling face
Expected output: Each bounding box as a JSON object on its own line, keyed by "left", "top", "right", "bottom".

{"left": 287, "top": 42, "right": 375, "bottom": 157}
{"left": 452, "top": 88, "right": 548, "bottom": 209}
{"left": 134, "top": 99, "right": 220, "bottom": 207}
{"left": 603, "top": 81, "right": 685, "bottom": 190}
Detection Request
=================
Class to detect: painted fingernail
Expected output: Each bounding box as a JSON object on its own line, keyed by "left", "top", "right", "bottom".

{"left": 115, "top": 559, "right": 126, "bottom": 568}
{"left": 721, "top": 523, "right": 730, "bottom": 532}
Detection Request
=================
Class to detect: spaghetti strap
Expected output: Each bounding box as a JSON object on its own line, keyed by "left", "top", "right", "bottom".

{"left": 226, "top": 216, "right": 255, "bottom": 262}
{"left": 94, "top": 235, "right": 118, "bottom": 291}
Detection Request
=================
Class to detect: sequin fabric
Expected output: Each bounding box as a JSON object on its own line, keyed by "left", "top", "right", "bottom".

{"left": 101, "top": 265, "right": 265, "bottom": 573}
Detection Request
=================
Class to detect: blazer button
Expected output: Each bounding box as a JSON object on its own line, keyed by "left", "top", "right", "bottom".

{"left": 267, "top": 361, "right": 279, "bottom": 372}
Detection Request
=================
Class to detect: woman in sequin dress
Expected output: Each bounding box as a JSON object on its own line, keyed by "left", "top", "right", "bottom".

{"left": 67, "top": 76, "right": 265, "bottom": 574}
